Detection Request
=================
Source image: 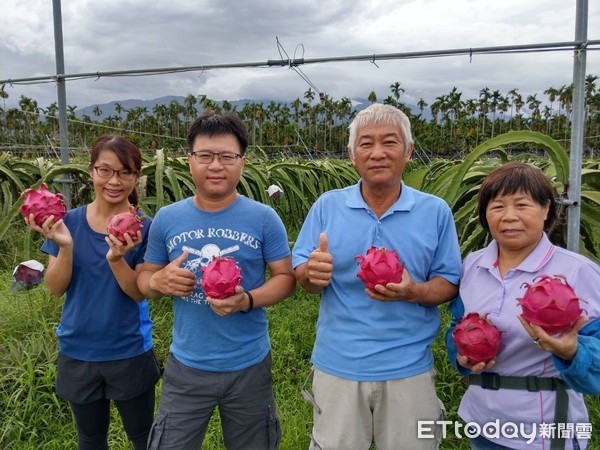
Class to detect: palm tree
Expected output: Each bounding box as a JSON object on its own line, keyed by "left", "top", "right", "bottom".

{"left": 367, "top": 91, "right": 378, "bottom": 104}
{"left": 337, "top": 97, "right": 353, "bottom": 150}
{"left": 168, "top": 99, "right": 183, "bottom": 137}
{"left": 543, "top": 105, "right": 553, "bottom": 134}
{"left": 45, "top": 102, "right": 59, "bottom": 136}
{"left": 497, "top": 96, "right": 510, "bottom": 134}
{"left": 114, "top": 102, "right": 124, "bottom": 121}
{"left": 390, "top": 81, "right": 405, "bottom": 101}
{"left": 558, "top": 84, "right": 573, "bottom": 137}
{"left": 184, "top": 94, "right": 198, "bottom": 125}
{"left": 447, "top": 87, "right": 463, "bottom": 121}
{"left": 429, "top": 97, "right": 442, "bottom": 125}
{"left": 383, "top": 96, "right": 397, "bottom": 108}
{"left": 222, "top": 100, "right": 232, "bottom": 112}
{"left": 290, "top": 98, "right": 303, "bottom": 146}
{"left": 304, "top": 88, "right": 316, "bottom": 103}
{"left": 91, "top": 105, "right": 102, "bottom": 119}
{"left": 584, "top": 75, "right": 598, "bottom": 134}
{"left": 18, "top": 96, "right": 41, "bottom": 142}
{"left": 417, "top": 98, "right": 428, "bottom": 117}
{"left": 507, "top": 88, "right": 523, "bottom": 130}
{"left": 254, "top": 102, "right": 264, "bottom": 146}
{"left": 67, "top": 104, "right": 77, "bottom": 119}
{"left": 238, "top": 102, "right": 257, "bottom": 146}
{"left": 526, "top": 94, "right": 542, "bottom": 130}
{"left": 152, "top": 104, "right": 168, "bottom": 136}
{"left": 558, "top": 84, "right": 573, "bottom": 116}
{"left": 478, "top": 87, "right": 490, "bottom": 137}
{"left": 544, "top": 87, "right": 559, "bottom": 115}
{"left": 0, "top": 86, "right": 8, "bottom": 125}
{"left": 488, "top": 90, "right": 503, "bottom": 137}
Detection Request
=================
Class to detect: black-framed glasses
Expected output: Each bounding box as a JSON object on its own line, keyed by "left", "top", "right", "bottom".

{"left": 190, "top": 151, "right": 243, "bottom": 165}
{"left": 93, "top": 166, "right": 138, "bottom": 181}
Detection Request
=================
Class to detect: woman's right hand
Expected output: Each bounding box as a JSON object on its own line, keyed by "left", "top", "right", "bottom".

{"left": 457, "top": 354, "right": 496, "bottom": 373}
{"left": 25, "top": 214, "right": 73, "bottom": 248}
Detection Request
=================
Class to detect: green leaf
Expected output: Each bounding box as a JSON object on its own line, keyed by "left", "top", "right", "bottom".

{"left": 154, "top": 150, "right": 165, "bottom": 213}
{"left": 440, "top": 131, "right": 568, "bottom": 205}
{"left": 581, "top": 190, "right": 600, "bottom": 207}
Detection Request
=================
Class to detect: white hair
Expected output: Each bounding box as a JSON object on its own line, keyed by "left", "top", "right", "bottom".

{"left": 348, "top": 104, "right": 413, "bottom": 156}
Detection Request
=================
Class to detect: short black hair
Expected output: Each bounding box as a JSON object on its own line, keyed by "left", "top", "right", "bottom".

{"left": 478, "top": 161, "right": 557, "bottom": 233}
{"left": 186, "top": 111, "right": 249, "bottom": 155}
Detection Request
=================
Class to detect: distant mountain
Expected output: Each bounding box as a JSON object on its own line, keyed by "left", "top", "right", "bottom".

{"left": 76, "top": 96, "right": 427, "bottom": 120}
{"left": 76, "top": 96, "right": 179, "bottom": 119}
{"left": 76, "top": 96, "right": 254, "bottom": 120}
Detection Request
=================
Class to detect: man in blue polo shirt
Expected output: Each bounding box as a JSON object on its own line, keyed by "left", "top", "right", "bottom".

{"left": 292, "top": 103, "right": 461, "bottom": 449}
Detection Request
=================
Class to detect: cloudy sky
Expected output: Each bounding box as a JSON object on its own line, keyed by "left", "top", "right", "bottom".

{"left": 1, "top": 0, "right": 599, "bottom": 111}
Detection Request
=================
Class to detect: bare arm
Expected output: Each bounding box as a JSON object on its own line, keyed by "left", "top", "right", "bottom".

{"left": 45, "top": 251, "right": 73, "bottom": 297}
{"left": 250, "top": 256, "right": 296, "bottom": 307}
{"left": 137, "top": 251, "right": 196, "bottom": 299}
{"left": 208, "top": 256, "right": 296, "bottom": 316}
{"left": 25, "top": 215, "right": 73, "bottom": 297}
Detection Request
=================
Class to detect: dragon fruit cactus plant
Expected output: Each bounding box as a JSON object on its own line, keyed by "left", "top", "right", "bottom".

{"left": 517, "top": 274, "right": 584, "bottom": 334}
{"left": 107, "top": 206, "right": 146, "bottom": 244}
{"left": 200, "top": 256, "right": 243, "bottom": 299}
{"left": 20, "top": 183, "right": 67, "bottom": 226}
{"left": 453, "top": 313, "right": 503, "bottom": 364}
{"left": 355, "top": 246, "right": 405, "bottom": 291}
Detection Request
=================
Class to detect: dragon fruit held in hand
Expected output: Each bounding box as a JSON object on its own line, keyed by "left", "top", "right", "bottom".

{"left": 107, "top": 206, "right": 145, "bottom": 244}
{"left": 517, "top": 274, "right": 584, "bottom": 334}
{"left": 20, "top": 183, "right": 67, "bottom": 226}
{"left": 200, "top": 256, "right": 243, "bottom": 299}
{"left": 453, "top": 313, "right": 503, "bottom": 364}
{"left": 355, "top": 246, "right": 405, "bottom": 290}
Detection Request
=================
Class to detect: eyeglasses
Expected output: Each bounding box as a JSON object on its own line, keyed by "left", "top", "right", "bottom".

{"left": 93, "top": 166, "right": 138, "bottom": 181}
{"left": 190, "top": 151, "right": 243, "bottom": 165}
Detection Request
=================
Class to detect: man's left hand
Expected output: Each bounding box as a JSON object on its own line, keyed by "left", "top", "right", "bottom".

{"left": 366, "top": 268, "right": 418, "bottom": 303}
{"left": 207, "top": 285, "right": 250, "bottom": 316}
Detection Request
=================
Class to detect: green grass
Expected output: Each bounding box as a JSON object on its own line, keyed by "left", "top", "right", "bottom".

{"left": 0, "top": 277, "right": 597, "bottom": 449}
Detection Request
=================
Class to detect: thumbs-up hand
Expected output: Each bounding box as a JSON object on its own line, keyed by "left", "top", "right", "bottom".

{"left": 306, "top": 233, "right": 334, "bottom": 288}
{"left": 149, "top": 250, "right": 197, "bottom": 297}
{"left": 318, "top": 233, "right": 328, "bottom": 253}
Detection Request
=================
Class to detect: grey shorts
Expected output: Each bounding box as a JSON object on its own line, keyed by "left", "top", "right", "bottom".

{"left": 303, "top": 367, "right": 445, "bottom": 450}
{"left": 56, "top": 349, "right": 162, "bottom": 404}
{"left": 148, "top": 352, "right": 280, "bottom": 450}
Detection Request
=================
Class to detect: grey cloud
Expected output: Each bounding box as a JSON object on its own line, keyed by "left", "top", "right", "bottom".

{"left": 1, "top": 0, "right": 598, "bottom": 111}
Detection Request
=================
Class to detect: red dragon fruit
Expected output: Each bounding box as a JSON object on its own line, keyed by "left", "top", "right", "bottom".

{"left": 355, "top": 246, "right": 405, "bottom": 290}
{"left": 20, "top": 183, "right": 67, "bottom": 226}
{"left": 107, "top": 206, "right": 146, "bottom": 244}
{"left": 12, "top": 260, "right": 44, "bottom": 290}
{"left": 453, "top": 313, "right": 503, "bottom": 364}
{"left": 517, "top": 274, "right": 584, "bottom": 334}
{"left": 200, "top": 256, "right": 243, "bottom": 299}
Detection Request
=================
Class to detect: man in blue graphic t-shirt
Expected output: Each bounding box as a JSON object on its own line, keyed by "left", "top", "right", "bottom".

{"left": 138, "top": 111, "right": 296, "bottom": 450}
